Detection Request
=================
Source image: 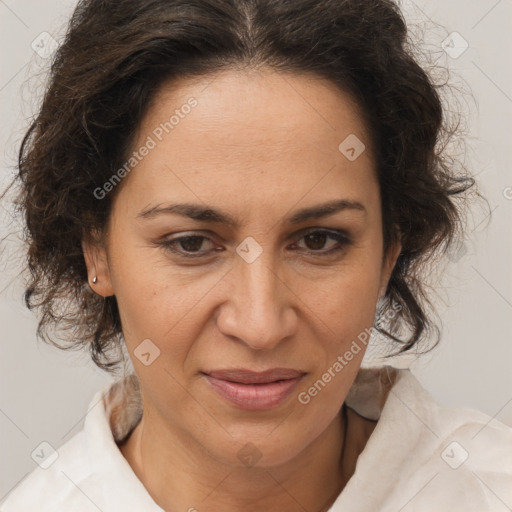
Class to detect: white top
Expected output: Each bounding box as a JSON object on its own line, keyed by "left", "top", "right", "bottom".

{"left": 2, "top": 366, "right": 511, "bottom": 511}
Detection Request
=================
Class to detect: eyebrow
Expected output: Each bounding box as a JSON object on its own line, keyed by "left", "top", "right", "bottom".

{"left": 137, "top": 199, "right": 366, "bottom": 227}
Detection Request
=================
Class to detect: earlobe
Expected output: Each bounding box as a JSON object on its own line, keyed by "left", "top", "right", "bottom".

{"left": 379, "top": 238, "right": 402, "bottom": 299}
{"left": 81, "top": 234, "right": 115, "bottom": 297}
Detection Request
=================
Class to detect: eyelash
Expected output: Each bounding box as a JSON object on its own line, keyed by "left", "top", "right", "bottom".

{"left": 157, "top": 229, "right": 352, "bottom": 259}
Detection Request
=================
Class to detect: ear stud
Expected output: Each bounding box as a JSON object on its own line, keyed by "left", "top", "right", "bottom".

{"left": 92, "top": 276, "right": 98, "bottom": 284}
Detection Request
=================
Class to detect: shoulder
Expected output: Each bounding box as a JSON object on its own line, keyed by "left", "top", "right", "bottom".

{"left": 391, "top": 367, "right": 512, "bottom": 454}
{"left": 386, "top": 368, "right": 512, "bottom": 510}
{"left": 1, "top": 378, "right": 160, "bottom": 512}
{"left": 0, "top": 430, "right": 104, "bottom": 512}
{"left": 339, "top": 367, "right": 512, "bottom": 511}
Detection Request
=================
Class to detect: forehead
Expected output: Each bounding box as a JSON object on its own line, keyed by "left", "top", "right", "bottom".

{"left": 117, "top": 68, "right": 377, "bottom": 217}
{"left": 140, "top": 68, "right": 373, "bottom": 158}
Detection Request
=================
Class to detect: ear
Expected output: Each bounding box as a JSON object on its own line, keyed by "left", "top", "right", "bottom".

{"left": 82, "top": 229, "right": 115, "bottom": 297}
{"left": 378, "top": 233, "right": 402, "bottom": 299}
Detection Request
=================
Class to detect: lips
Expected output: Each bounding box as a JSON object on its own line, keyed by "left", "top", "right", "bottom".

{"left": 205, "top": 368, "right": 305, "bottom": 384}
{"left": 202, "top": 368, "right": 306, "bottom": 410}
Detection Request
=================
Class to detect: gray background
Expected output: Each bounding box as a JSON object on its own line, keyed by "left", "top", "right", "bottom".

{"left": 1, "top": 0, "right": 511, "bottom": 502}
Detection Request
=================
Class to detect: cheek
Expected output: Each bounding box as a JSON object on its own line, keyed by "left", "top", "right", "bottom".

{"left": 110, "top": 247, "right": 223, "bottom": 361}
{"left": 295, "top": 268, "right": 381, "bottom": 414}
{"left": 113, "top": 271, "right": 198, "bottom": 345}
{"left": 310, "top": 260, "right": 382, "bottom": 332}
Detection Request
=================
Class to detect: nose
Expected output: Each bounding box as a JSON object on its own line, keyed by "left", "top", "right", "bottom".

{"left": 215, "top": 250, "right": 298, "bottom": 351}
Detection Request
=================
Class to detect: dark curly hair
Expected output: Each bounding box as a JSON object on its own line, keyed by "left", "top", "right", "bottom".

{"left": 7, "top": 0, "right": 474, "bottom": 373}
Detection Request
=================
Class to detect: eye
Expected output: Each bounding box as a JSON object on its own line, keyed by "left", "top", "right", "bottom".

{"left": 159, "top": 234, "right": 218, "bottom": 258}
{"left": 158, "top": 229, "right": 351, "bottom": 259}
{"left": 290, "top": 229, "right": 352, "bottom": 256}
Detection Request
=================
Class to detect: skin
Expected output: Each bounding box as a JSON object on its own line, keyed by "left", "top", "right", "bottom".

{"left": 83, "top": 67, "right": 401, "bottom": 512}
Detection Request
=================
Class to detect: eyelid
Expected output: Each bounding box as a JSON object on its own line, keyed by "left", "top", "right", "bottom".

{"left": 159, "top": 232, "right": 219, "bottom": 258}
{"left": 157, "top": 227, "right": 353, "bottom": 259}
{"left": 295, "top": 226, "right": 352, "bottom": 240}
{"left": 289, "top": 228, "right": 353, "bottom": 254}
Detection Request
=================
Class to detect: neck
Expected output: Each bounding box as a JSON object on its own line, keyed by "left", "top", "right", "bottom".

{"left": 120, "top": 405, "right": 351, "bottom": 512}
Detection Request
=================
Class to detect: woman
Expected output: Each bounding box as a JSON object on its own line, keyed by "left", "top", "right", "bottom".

{"left": 1, "top": 0, "right": 511, "bottom": 510}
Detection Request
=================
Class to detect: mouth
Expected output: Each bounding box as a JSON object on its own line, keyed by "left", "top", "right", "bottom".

{"left": 201, "top": 368, "right": 306, "bottom": 410}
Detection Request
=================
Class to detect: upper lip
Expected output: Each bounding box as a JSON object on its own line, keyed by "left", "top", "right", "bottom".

{"left": 203, "top": 368, "right": 306, "bottom": 384}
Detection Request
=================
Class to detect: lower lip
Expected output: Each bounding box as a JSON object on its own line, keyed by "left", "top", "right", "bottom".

{"left": 203, "top": 374, "right": 304, "bottom": 411}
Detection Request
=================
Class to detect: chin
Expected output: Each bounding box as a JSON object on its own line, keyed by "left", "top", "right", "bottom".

{"left": 200, "top": 421, "right": 320, "bottom": 469}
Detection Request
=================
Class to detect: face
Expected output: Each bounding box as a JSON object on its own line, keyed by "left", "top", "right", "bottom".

{"left": 84, "top": 68, "right": 400, "bottom": 468}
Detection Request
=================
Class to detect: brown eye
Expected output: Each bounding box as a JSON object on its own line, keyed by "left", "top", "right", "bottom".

{"left": 159, "top": 234, "right": 218, "bottom": 258}
{"left": 159, "top": 229, "right": 351, "bottom": 260}
{"left": 303, "top": 232, "right": 330, "bottom": 251}
{"left": 177, "top": 236, "right": 208, "bottom": 252}
{"left": 293, "top": 229, "right": 351, "bottom": 255}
